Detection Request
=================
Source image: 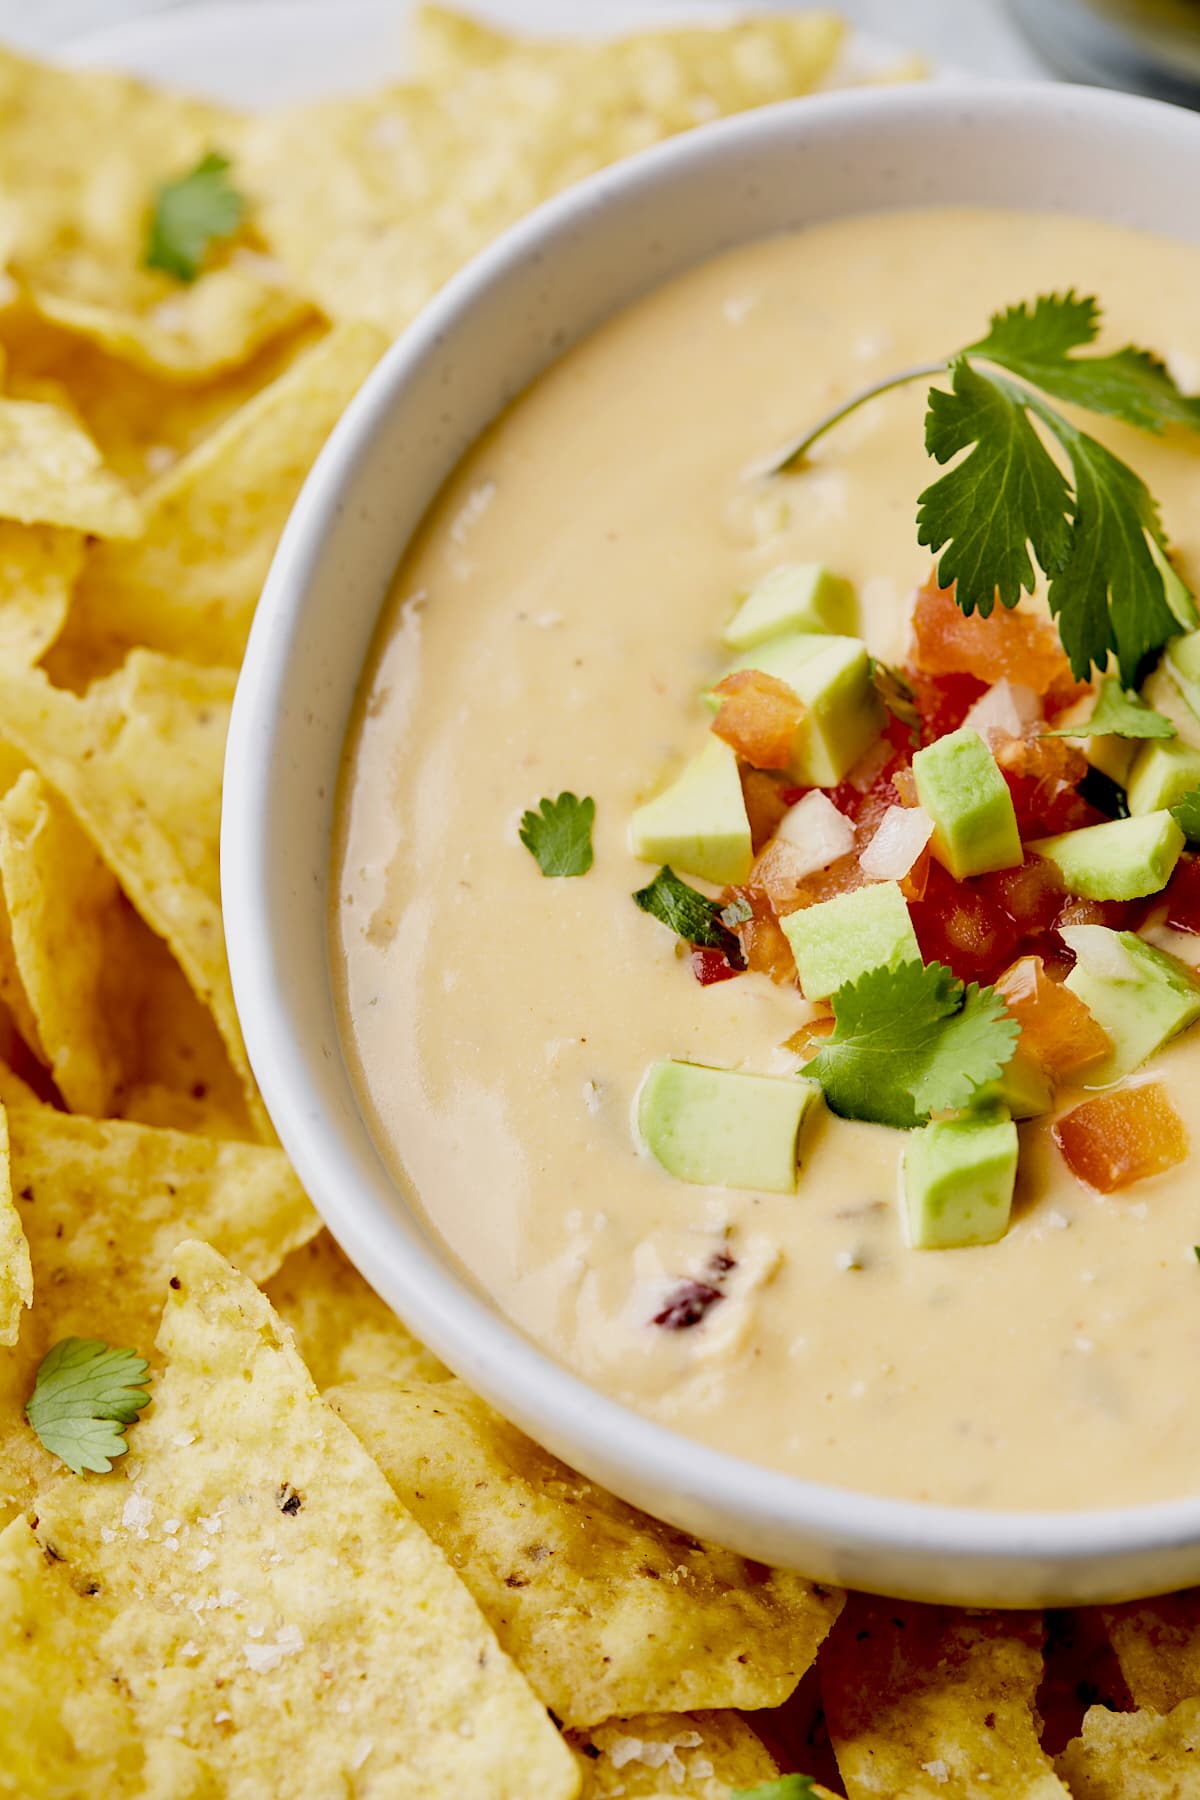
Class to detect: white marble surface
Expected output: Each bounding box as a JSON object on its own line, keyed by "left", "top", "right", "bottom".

{"left": 1, "top": 0, "right": 1051, "bottom": 77}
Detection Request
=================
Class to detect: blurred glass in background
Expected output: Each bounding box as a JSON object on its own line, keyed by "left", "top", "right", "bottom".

{"left": 1010, "top": 0, "right": 1200, "bottom": 103}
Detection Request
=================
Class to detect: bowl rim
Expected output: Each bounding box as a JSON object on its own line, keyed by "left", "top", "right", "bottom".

{"left": 224, "top": 77, "right": 1200, "bottom": 1600}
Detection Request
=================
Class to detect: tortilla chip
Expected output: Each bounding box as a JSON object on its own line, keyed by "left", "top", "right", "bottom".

{"left": 0, "top": 1514, "right": 218, "bottom": 1800}
{"left": 1057, "top": 1699, "right": 1200, "bottom": 1799}
{"left": 568, "top": 1711, "right": 781, "bottom": 1797}
{"left": 0, "top": 654, "right": 268, "bottom": 1135}
{"left": 0, "top": 1242, "right": 580, "bottom": 1798}
{"left": 0, "top": 1112, "right": 317, "bottom": 1517}
{"left": 0, "top": 769, "right": 249, "bottom": 1131}
{"left": 0, "top": 769, "right": 134, "bottom": 1114}
{"left": 328, "top": 1375, "right": 843, "bottom": 1728}
{"left": 0, "top": 397, "right": 141, "bottom": 537}
{"left": 822, "top": 1595, "right": 1070, "bottom": 1799}
{"left": 63, "top": 321, "right": 385, "bottom": 669}
{"left": 1103, "top": 1592, "right": 1200, "bottom": 1713}
{"left": 240, "top": 12, "right": 844, "bottom": 336}
{"left": 0, "top": 1113, "right": 30, "bottom": 1347}
{"left": 1, "top": 304, "right": 328, "bottom": 492}
{"left": 0, "top": 523, "right": 80, "bottom": 668}
{"left": 0, "top": 48, "right": 308, "bottom": 380}
{"left": 263, "top": 1229, "right": 450, "bottom": 1389}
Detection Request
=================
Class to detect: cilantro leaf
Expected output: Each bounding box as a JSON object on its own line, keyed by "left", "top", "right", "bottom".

{"left": 808, "top": 960, "right": 1019, "bottom": 1130}
{"left": 145, "top": 151, "right": 245, "bottom": 283}
{"left": 917, "top": 358, "right": 1074, "bottom": 617}
{"left": 1171, "top": 786, "right": 1200, "bottom": 843}
{"left": 870, "top": 658, "right": 921, "bottom": 743}
{"left": 1035, "top": 409, "right": 1182, "bottom": 685}
{"left": 1046, "top": 673, "right": 1176, "bottom": 740}
{"left": 968, "top": 292, "right": 1200, "bottom": 434}
{"left": 634, "top": 865, "right": 743, "bottom": 959}
{"left": 519, "top": 792, "right": 594, "bottom": 877}
{"left": 26, "top": 1338, "right": 151, "bottom": 1476}
{"left": 730, "top": 1779, "right": 820, "bottom": 1800}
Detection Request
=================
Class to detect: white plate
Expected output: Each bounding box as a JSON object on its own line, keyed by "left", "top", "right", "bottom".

{"left": 62, "top": 0, "right": 933, "bottom": 109}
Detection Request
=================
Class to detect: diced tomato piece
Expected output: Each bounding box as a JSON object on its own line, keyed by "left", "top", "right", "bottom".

{"left": 712, "top": 669, "right": 804, "bottom": 770}
{"left": 901, "top": 843, "right": 931, "bottom": 903}
{"left": 993, "top": 732, "right": 1100, "bottom": 836}
{"left": 1165, "top": 856, "right": 1200, "bottom": 935}
{"left": 722, "top": 885, "right": 797, "bottom": 984}
{"left": 909, "top": 860, "right": 1020, "bottom": 984}
{"left": 908, "top": 668, "right": 988, "bottom": 745}
{"left": 740, "top": 766, "right": 793, "bottom": 854}
{"left": 979, "top": 855, "right": 1065, "bottom": 940}
{"left": 748, "top": 836, "right": 864, "bottom": 914}
{"left": 1054, "top": 1082, "right": 1188, "bottom": 1193}
{"left": 1053, "top": 896, "right": 1145, "bottom": 939}
{"left": 911, "top": 575, "right": 1078, "bottom": 698}
{"left": 784, "top": 1010, "right": 835, "bottom": 1061}
{"left": 689, "top": 946, "right": 743, "bottom": 986}
{"left": 995, "top": 954, "right": 1111, "bottom": 1077}
{"left": 893, "top": 765, "right": 918, "bottom": 806}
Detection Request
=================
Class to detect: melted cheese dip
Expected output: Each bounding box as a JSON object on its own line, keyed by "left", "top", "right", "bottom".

{"left": 333, "top": 208, "right": 1200, "bottom": 1511}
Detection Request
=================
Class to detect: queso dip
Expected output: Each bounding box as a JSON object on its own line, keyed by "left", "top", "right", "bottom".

{"left": 333, "top": 207, "right": 1200, "bottom": 1512}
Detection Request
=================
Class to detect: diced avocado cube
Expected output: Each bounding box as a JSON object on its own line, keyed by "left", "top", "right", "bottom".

{"left": 911, "top": 726, "right": 1022, "bottom": 880}
{"left": 708, "top": 633, "right": 885, "bottom": 787}
{"left": 638, "top": 1059, "right": 822, "bottom": 1193}
{"left": 1163, "top": 633, "right": 1200, "bottom": 742}
{"left": 781, "top": 880, "right": 919, "bottom": 1002}
{"left": 1150, "top": 538, "right": 1199, "bottom": 632}
{"left": 1126, "top": 738, "right": 1200, "bottom": 815}
{"left": 973, "top": 1047, "right": 1054, "bottom": 1121}
{"left": 1030, "top": 810, "right": 1184, "bottom": 902}
{"left": 1062, "top": 925, "right": 1200, "bottom": 1084}
{"left": 722, "top": 563, "right": 858, "bottom": 650}
{"left": 629, "top": 737, "right": 752, "bottom": 887}
{"left": 901, "top": 1112, "right": 1019, "bottom": 1250}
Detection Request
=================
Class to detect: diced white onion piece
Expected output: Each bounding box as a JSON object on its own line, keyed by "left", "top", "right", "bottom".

{"left": 962, "top": 679, "right": 1042, "bottom": 745}
{"left": 860, "top": 804, "right": 934, "bottom": 880}
{"left": 774, "top": 790, "right": 855, "bottom": 876}
{"left": 1057, "top": 923, "right": 1136, "bottom": 981}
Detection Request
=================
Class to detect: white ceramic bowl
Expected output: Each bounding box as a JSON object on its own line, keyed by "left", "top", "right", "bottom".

{"left": 224, "top": 80, "right": 1200, "bottom": 1607}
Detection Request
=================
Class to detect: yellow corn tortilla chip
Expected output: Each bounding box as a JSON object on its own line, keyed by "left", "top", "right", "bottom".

{"left": 0, "top": 654, "right": 268, "bottom": 1136}
{"left": 63, "top": 320, "right": 385, "bottom": 670}
{"left": 0, "top": 1111, "right": 317, "bottom": 1518}
{"left": 329, "top": 1375, "right": 843, "bottom": 1728}
{"left": 1, "top": 304, "right": 328, "bottom": 491}
{"left": 1057, "top": 1698, "right": 1200, "bottom": 1799}
{"left": 0, "top": 523, "right": 80, "bottom": 668}
{"left": 568, "top": 1711, "right": 781, "bottom": 1797}
{"left": 240, "top": 11, "right": 844, "bottom": 336}
{"left": 0, "top": 1113, "right": 30, "bottom": 1348}
{"left": 263, "top": 1229, "right": 450, "bottom": 1389}
{"left": 0, "top": 1241, "right": 580, "bottom": 1799}
{"left": 0, "top": 768, "right": 135, "bottom": 1115}
{"left": 0, "top": 48, "right": 309, "bottom": 380}
{"left": 1103, "top": 1592, "right": 1200, "bottom": 1713}
{"left": 0, "top": 397, "right": 141, "bottom": 538}
{"left": 0, "top": 1514, "right": 217, "bottom": 1800}
{"left": 822, "top": 1596, "right": 1070, "bottom": 1799}
{"left": 0, "top": 769, "right": 250, "bottom": 1131}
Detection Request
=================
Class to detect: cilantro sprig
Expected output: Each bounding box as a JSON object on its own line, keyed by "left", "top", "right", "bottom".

{"left": 1045, "top": 674, "right": 1176, "bottom": 741}
{"left": 1171, "top": 787, "right": 1200, "bottom": 844}
{"left": 633, "top": 865, "right": 743, "bottom": 961}
{"left": 26, "top": 1338, "right": 151, "bottom": 1476}
{"left": 775, "top": 293, "right": 1200, "bottom": 685}
{"left": 519, "top": 792, "right": 595, "bottom": 877}
{"left": 807, "top": 960, "right": 1019, "bottom": 1130}
{"left": 146, "top": 151, "right": 245, "bottom": 283}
